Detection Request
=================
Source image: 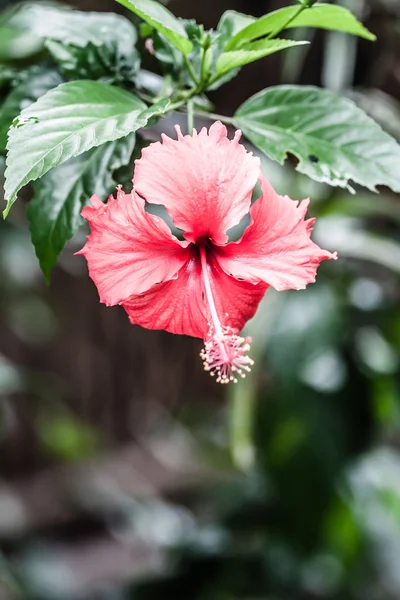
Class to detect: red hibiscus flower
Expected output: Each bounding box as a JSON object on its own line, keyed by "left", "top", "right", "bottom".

{"left": 78, "top": 122, "right": 336, "bottom": 383}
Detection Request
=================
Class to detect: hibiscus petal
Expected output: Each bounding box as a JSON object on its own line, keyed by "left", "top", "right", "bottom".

{"left": 77, "top": 188, "right": 189, "bottom": 306}
{"left": 133, "top": 121, "right": 260, "bottom": 245}
{"left": 123, "top": 250, "right": 268, "bottom": 339}
{"left": 207, "top": 254, "right": 269, "bottom": 334}
{"left": 215, "top": 175, "right": 337, "bottom": 291}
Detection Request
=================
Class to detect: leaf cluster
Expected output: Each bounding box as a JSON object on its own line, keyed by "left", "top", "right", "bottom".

{"left": 1, "top": 0, "right": 399, "bottom": 282}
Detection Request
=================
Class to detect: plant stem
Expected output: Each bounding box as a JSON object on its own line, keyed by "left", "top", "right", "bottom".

{"left": 194, "top": 111, "right": 234, "bottom": 125}
{"left": 187, "top": 98, "right": 194, "bottom": 134}
{"left": 266, "top": 3, "right": 308, "bottom": 40}
{"left": 199, "top": 36, "right": 211, "bottom": 88}
{"left": 146, "top": 2, "right": 311, "bottom": 125}
{"left": 183, "top": 54, "right": 200, "bottom": 87}
{"left": 167, "top": 97, "right": 188, "bottom": 112}
{"left": 205, "top": 73, "right": 223, "bottom": 90}
{"left": 152, "top": 40, "right": 234, "bottom": 132}
{"left": 136, "top": 90, "right": 156, "bottom": 104}
{"left": 166, "top": 96, "right": 234, "bottom": 129}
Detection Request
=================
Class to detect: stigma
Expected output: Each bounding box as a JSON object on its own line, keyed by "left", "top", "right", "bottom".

{"left": 200, "top": 325, "right": 254, "bottom": 384}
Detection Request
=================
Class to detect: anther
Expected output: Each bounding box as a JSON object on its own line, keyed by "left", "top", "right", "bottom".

{"left": 201, "top": 325, "right": 254, "bottom": 385}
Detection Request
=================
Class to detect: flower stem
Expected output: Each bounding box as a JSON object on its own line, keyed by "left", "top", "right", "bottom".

{"left": 187, "top": 99, "right": 194, "bottom": 134}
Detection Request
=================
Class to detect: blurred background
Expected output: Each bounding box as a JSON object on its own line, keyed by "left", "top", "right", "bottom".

{"left": 0, "top": 0, "right": 400, "bottom": 598}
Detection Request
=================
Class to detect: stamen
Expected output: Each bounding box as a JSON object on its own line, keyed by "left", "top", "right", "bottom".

{"left": 200, "top": 326, "right": 254, "bottom": 384}
{"left": 199, "top": 248, "right": 254, "bottom": 384}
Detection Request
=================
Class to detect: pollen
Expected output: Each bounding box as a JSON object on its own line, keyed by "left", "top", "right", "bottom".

{"left": 200, "top": 325, "right": 254, "bottom": 384}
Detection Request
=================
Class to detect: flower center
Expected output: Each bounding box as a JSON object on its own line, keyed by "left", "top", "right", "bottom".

{"left": 199, "top": 247, "right": 254, "bottom": 384}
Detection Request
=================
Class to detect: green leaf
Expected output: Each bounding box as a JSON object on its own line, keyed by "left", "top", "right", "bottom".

{"left": 0, "top": 3, "right": 45, "bottom": 61}
{"left": 2, "top": 3, "right": 139, "bottom": 79}
{"left": 217, "top": 10, "right": 256, "bottom": 42}
{"left": 234, "top": 85, "right": 400, "bottom": 192}
{"left": 216, "top": 39, "right": 309, "bottom": 75}
{"left": 226, "top": 3, "right": 375, "bottom": 51}
{"left": 6, "top": 4, "right": 139, "bottom": 82}
{"left": 4, "top": 81, "right": 169, "bottom": 217}
{"left": 115, "top": 0, "right": 192, "bottom": 55}
{"left": 205, "top": 11, "right": 254, "bottom": 90}
{"left": 8, "top": 3, "right": 137, "bottom": 54}
{"left": 0, "top": 68, "right": 62, "bottom": 151}
{"left": 28, "top": 134, "right": 135, "bottom": 282}
{"left": 0, "top": 24, "right": 42, "bottom": 62}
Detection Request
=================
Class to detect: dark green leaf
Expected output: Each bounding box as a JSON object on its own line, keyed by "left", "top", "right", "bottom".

{"left": 183, "top": 20, "right": 205, "bottom": 45}
{"left": 151, "top": 29, "right": 183, "bottom": 69}
{"left": 4, "top": 81, "right": 169, "bottom": 216}
{"left": 46, "top": 40, "right": 109, "bottom": 80}
{"left": 46, "top": 40, "right": 140, "bottom": 83}
{"left": 216, "top": 39, "right": 309, "bottom": 75}
{"left": 226, "top": 3, "right": 376, "bottom": 51}
{"left": 28, "top": 134, "right": 135, "bottom": 282}
{"left": 115, "top": 0, "right": 192, "bottom": 55}
{"left": 0, "top": 66, "right": 18, "bottom": 87}
{"left": 234, "top": 85, "right": 400, "bottom": 192}
{"left": 142, "top": 19, "right": 206, "bottom": 86}
{"left": 0, "top": 68, "right": 62, "bottom": 151}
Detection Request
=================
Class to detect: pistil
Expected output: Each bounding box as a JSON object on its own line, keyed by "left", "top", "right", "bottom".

{"left": 199, "top": 247, "right": 254, "bottom": 384}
